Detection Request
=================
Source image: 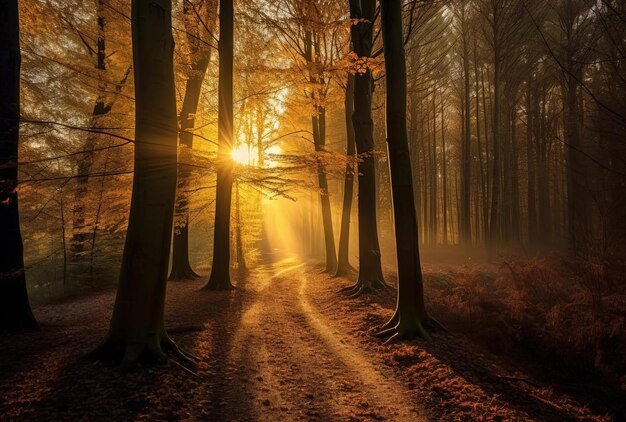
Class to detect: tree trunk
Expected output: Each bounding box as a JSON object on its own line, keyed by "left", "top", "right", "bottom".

{"left": 169, "top": 0, "right": 218, "bottom": 281}
{"left": 441, "top": 92, "right": 448, "bottom": 245}
{"left": 335, "top": 74, "right": 356, "bottom": 276}
{"left": 376, "top": 0, "right": 432, "bottom": 341}
{"left": 342, "top": 0, "right": 386, "bottom": 294}
{"left": 0, "top": 0, "right": 38, "bottom": 332}
{"left": 234, "top": 181, "right": 247, "bottom": 274}
{"left": 526, "top": 80, "right": 537, "bottom": 245}
{"left": 460, "top": 6, "right": 471, "bottom": 246}
{"left": 205, "top": 0, "right": 235, "bottom": 290}
{"left": 88, "top": 0, "right": 183, "bottom": 368}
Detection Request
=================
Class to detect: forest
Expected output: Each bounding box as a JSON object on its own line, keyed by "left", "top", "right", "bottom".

{"left": 1, "top": 0, "right": 625, "bottom": 420}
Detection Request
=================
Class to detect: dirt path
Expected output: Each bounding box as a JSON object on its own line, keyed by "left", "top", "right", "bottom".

{"left": 0, "top": 257, "right": 610, "bottom": 421}
{"left": 198, "top": 257, "right": 426, "bottom": 421}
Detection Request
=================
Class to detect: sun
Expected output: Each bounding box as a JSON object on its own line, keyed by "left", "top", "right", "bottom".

{"left": 231, "top": 144, "right": 254, "bottom": 165}
{"left": 231, "top": 144, "right": 282, "bottom": 167}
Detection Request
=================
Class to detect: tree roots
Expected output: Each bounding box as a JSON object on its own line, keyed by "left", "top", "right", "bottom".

{"left": 339, "top": 277, "right": 389, "bottom": 297}
{"left": 86, "top": 332, "right": 198, "bottom": 371}
{"left": 372, "top": 314, "right": 441, "bottom": 343}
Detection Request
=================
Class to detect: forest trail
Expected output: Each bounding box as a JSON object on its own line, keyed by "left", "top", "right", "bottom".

{"left": 0, "top": 257, "right": 610, "bottom": 421}
{"left": 196, "top": 256, "right": 426, "bottom": 421}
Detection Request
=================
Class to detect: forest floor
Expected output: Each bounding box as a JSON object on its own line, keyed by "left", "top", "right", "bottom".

{"left": 0, "top": 256, "right": 618, "bottom": 421}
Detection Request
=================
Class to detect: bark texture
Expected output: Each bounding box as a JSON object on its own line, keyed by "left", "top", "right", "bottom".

{"left": 335, "top": 74, "right": 356, "bottom": 277}
{"left": 169, "top": 0, "right": 218, "bottom": 281}
{"left": 376, "top": 0, "right": 433, "bottom": 341}
{"left": 341, "top": 0, "right": 386, "bottom": 295}
{"left": 88, "top": 0, "right": 184, "bottom": 368}
{"left": 0, "top": 0, "right": 38, "bottom": 332}
{"left": 205, "top": 0, "right": 235, "bottom": 290}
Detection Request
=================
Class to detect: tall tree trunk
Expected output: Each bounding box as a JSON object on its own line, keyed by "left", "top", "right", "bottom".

{"left": 510, "top": 105, "right": 520, "bottom": 241}
{"left": 342, "top": 0, "right": 386, "bottom": 294}
{"left": 565, "top": 75, "right": 588, "bottom": 249}
{"left": 335, "top": 74, "right": 356, "bottom": 276}
{"left": 305, "top": 30, "right": 337, "bottom": 274}
{"left": 460, "top": 6, "right": 472, "bottom": 246}
{"left": 526, "top": 81, "right": 537, "bottom": 246}
{"left": 441, "top": 92, "right": 448, "bottom": 246}
{"left": 376, "top": 0, "right": 433, "bottom": 341}
{"left": 205, "top": 0, "right": 235, "bottom": 290}
{"left": 430, "top": 92, "right": 438, "bottom": 245}
{"left": 89, "top": 0, "right": 184, "bottom": 367}
{"left": 234, "top": 181, "right": 247, "bottom": 274}
{"left": 474, "top": 37, "right": 488, "bottom": 243}
{"left": 489, "top": 45, "right": 502, "bottom": 246}
{"left": 169, "top": 0, "right": 218, "bottom": 281}
{"left": 0, "top": 0, "right": 38, "bottom": 332}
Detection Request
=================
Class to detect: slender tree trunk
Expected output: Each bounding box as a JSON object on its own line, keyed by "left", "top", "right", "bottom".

{"left": 0, "top": 0, "right": 38, "bottom": 331}
{"left": 335, "top": 74, "right": 356, "bottom": 276}
{"left": 304, "top": 30, "right": 337, "bottom": 274}
{"left": 234, "top": 181, "right": 247, "bottom": 274}
{"left": 89, "top": 0, "right": 184, "bottom": 367}
{"left": 510, "top": 105, "right": 520, "bottom": 241}
{"left": 170, "top": 0, "right": 218, "bottom": 281}
{"left": 460, "top": 8, "right": 472, "bottom": 246}
{"left": 565, "top": 75, "right": 588, "bottom": 249}
{"left": 376, "top": 0, "right": 433, "bottom": 341}
{"left": 205, "top": 0, "right": 235, "bottom": 290}
{"left": 490, "top": 45, "right": 502, "bottom": 246}
{"left": 474, "top": 38, "right": 488, "bottom": 243}
{"left": 441, "top": 92, "right": 448, "bottom": 246}
{"left": 431, "top": 92, "right": 438, "bottom": 245}
{"left": 342, "top": 0, "right": 386, "bottom": 294}
{"left": 526, "top": 80, "right": 537, "bottom": 245}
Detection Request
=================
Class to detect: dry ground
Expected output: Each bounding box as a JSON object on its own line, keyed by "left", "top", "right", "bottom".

{"left": 0, "top": 257, "right": 615, "bottom": 421}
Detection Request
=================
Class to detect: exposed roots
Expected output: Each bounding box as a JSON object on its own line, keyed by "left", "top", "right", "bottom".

{"left": 86, "top": 332, "right": 197, "bottom": 371}
{"left": 373, "top": 315, "right": 440, "bottom": 343}
{"left": 339, "top": 277, "right": 389, "bottom": 297}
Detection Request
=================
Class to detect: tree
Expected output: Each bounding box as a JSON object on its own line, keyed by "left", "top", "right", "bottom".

{"left": 0, "top": 0, "right": 38, "bottom": 332}
{"left": 335, "top": 73, "right": 356, "bottom": 276}
{"left": 88, "top": 0, "right": 188, "bottom": 368}
{"left": 169, "top": 0, "right": 218, "bottom": 281}
{"left": 205, "top": 0, "right": 236, "bottom": 290}
{"left": 341, "top": 0, "right": 387, "bottom": 295}
{"left": 376, "top": 0, "right": 434, "bottom": 341}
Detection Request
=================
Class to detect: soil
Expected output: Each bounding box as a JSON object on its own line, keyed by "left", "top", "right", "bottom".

{"left": 0, "top": 257, "right": 614, "bottom": 421}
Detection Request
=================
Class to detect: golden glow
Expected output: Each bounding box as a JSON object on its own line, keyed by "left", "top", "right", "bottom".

{"left": 231, "top": 144, "right": 282, "bottom": 167}
{"left": 232, "top": 144, "right": 254, "bottom": 165}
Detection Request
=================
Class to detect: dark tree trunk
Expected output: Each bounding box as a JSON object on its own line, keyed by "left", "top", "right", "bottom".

{"left": 234, "top": 181, "right": 247, "bottom": 274}
{"left": 169, "top": 0, "right": 218, "bottom": 281}
{"left": 304, "top": 29, "right": 337, "bottom": 273}
{"left": 205, "top": 0, "right": 235, "bottom": 290}
{"left": 441, "top": 93, "right": 448, "bottom": 245}
{"left": 460, "top": 7, "right": 472, "bottom": 246}
{"left": 376, "top": 0, "right": 433, "bottom": 341}
{"left": 335, "top": 74, "right": 356, "bottom": 277}
{"left": 526, "top": 80, "right": 537, "bottom": 245}
{"left": 341, "top": 0, "right": 386, "bottom": 294}
{"left": 489, "top": 46, "right": 502, "bottom": 246}
{"left": 88, "top": 0, "right": 184, "bottom": 368}
{"left": 0, "top": 0, "right": 38, "bottom": 332}
{"left": 565, "top": 75, "right": 588, "bottom": 250}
